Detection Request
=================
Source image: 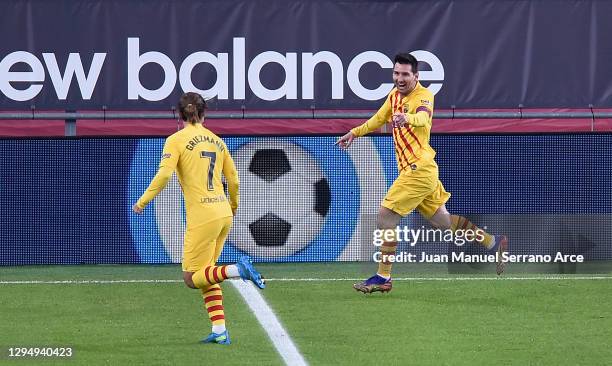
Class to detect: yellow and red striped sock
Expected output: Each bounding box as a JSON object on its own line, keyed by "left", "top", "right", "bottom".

{"left": 377, "top": 240, "right": 397, "bottom": 278}
{"left": 192, "top": 265, "right": 229, "bottom": 289}
{"left": 450, "top": 215, "right": 494, "bottom": 249}
{"left": 202, "top": 284, "right": 225, "bottom": 326}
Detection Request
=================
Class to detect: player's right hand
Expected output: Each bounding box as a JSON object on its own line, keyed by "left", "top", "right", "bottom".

{"left": 335, "top": 132, "right": 355, "bottom": 150}
{"left": 132, "top": 203, "right": 144, "bottom": 215}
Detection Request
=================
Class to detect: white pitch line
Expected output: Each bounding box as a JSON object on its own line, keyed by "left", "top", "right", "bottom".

{"left": 230, "top": 280, "right": 308, "bottom": 366}
{"left": 265, "top": 276, "right": 612, "bottom": 281}
{"left": 1, "top": 276, "right": 612, "bottom": 285}
{"left": 0, "top": 279, "right": 183, "bottom": 284}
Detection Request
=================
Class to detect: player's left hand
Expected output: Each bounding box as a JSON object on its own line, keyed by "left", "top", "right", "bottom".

{"left": 392, "top": 112, "right": 408, "bottom": 128}
{"left": 132, "top": 203, "right": 144, "bottom": 215}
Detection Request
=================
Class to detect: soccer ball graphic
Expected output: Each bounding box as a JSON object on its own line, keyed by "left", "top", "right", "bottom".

{"left": 228, "top": 140, "right": 331, "bottom": 258}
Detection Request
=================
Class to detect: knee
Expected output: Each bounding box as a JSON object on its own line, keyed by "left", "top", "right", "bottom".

{"left": 183, "top": 272, "right": 197, "bottom": 289}
{"left": 429, "top": 218, "right": 447, "bottom": 229}
{"left": 429, "top": 207, "right": 452, "bottom": 229}
{"left": 377, "top": 207, "right": 401, "bottom": 230}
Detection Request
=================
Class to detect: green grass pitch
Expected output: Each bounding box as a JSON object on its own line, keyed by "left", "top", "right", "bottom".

{"left": 1, "top": 263, "right": 612, "bottom": 365}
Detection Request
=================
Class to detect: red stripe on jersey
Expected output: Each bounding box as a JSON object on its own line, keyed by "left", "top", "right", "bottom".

{"left": 392, "top": 128, "right": 408, "bottom": 170}
{"left": 220, "top": 266, "right": 227, "bottom": 279}
{"left": 461, "top": 219, "right": 469, "bottom": 230}
{"left": 207, "top": 305, "right": 224, "bottom": 313}
{"left": 204, "top": 295, "right": 223, "bottom": 303}
{"left": 397, "top": 127, "right": 416, "bottom": 160}
{"left": 391, "top": 91, "right": 414, "bottom": 169}
{"left": 213, "top": 267, "right": 220, "bottom": 283}
{"left": 393, "top": 91, "right": 422, "bottom": 150}
{"left": 406, "top": 125, "right": 422, "bottom": 148}
{"left": 416, "top": 106, "right": 432, "bottom": 117}
{"left": 395, "top": 92, "right": 420, "bottom": 162}
{"left": 210, "top": 314, "right": 225, "bottom": 322}
{"left": 393, "top": 91, "right": 400, "bottom": 112}
{"left": 396, "top": 91, "right": 404, "bottom": 112}
{"left": 204, "top": 267, "right": 212, "bottom": 284}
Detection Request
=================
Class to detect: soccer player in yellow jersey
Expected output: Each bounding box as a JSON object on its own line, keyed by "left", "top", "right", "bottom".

{"left": 336, "top": 54, "right": 508, "bottom": 294}
{"left": 132, "top": 92, "right": 265, "bottom": 344}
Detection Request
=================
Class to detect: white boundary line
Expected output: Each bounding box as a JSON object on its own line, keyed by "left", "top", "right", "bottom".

{"left": 230, "top": 280, "right": 308, "bottom": 366}
{"left": 1, "top": 276, "right": 612, "bottom": 284}
{"left": 0, "top": 279, "right": 184, "bottom": 284}
{"left": 266, "top": 276, "right": 612, "bottom": 281}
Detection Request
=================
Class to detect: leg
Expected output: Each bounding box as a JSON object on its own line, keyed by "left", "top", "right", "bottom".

{"left": 427, "top": 204, "right": 452, "bottom": 229}
{"left": 183, "top": 271, "right": 197, "bottom": 289}
{"left": 182, "top": 217, "right": 265, "bottom": 344}
{"left": 197, "top": 217, "right": 265, "bottom": 344}
{"left": 354, "top": 172, "right": 434, "bottom": 294}
{"left": 200, "top": 216, "right": 232, "bottom": 340}
{"left": 179, "top": 218, "right": 231, "bottom": 344}
{"left": 182, "top": 219, "right": 231, "bottom": 289}
{"left": 426, "top": 203, "right": 500, "bottom": 250}
{"left": 200, "top": 284, "right": 230, "bottom": 344}
{"left": 375, "top": 206, "right": 402, "bottom": 279}
{"left": 184, "top": 217, "right": 262, "bottom": 289}
{"left": 201, "top": 284, "right": 224, "bottom": 326}
{"left": 182, "top": 219, "right": 221, "bottom": 288}
{"left": 418, "top": 181, "right": 508, "bottom": 275}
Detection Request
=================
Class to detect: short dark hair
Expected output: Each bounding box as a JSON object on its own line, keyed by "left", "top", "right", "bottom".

{"left": 178, "top": 92, "right": 206, "bottom": 123}
{"left": 394, "top": 53, "right": 418, "bottom": 73}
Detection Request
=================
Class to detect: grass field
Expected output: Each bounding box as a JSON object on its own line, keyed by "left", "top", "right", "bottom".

{"left": 2, "top": 263, "right": 612, "bottom": 365}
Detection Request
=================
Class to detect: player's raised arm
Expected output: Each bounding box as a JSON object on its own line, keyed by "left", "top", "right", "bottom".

{"left": 133, "top": 138, "right": 179, "bottom": 213}
{"left": 222, "top": 148, "right": 239, "bottom": 215}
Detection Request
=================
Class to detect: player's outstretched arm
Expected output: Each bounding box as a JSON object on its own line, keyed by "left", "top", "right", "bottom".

{"left": 133, "top": 138, "right": 179, "bottom": 214}
{"left": 344, "top": 95, "right": 391, "bottom": 141}
{"left": 133, "top": 165, "right": 174, "bottom": 214}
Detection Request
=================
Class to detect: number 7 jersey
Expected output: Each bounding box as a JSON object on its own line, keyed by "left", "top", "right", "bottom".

{"left": 137, "top": 123, "right": 238, "bottom": 229}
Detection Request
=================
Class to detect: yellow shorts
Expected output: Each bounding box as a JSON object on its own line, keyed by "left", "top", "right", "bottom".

{"left": 382, "top": 161, "right": 451, "bottom": 219}
{"left": 182, "top": 216, "right": 232, "bottom": 272}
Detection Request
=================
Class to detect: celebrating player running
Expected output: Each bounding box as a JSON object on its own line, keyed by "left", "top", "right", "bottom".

{"left": 133, "top": 92, "right": 265, "bottom": 344}
{"left": 337, "top": 53, "right": 508, "bottom": 294}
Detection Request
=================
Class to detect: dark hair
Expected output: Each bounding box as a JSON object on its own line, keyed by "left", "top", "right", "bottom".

{"left": 178, "top": 92, "right": 206, "bottom": 124}
{"left": 394, "top": 53, "right": 418, "bottom": 73}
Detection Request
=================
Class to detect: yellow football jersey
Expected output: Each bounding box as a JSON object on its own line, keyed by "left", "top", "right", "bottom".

{"left": 137, "top": 123, "right": 238, "bottom": 229}
{"left": 351, "top": 82, "right": 436, "bottom": 173}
